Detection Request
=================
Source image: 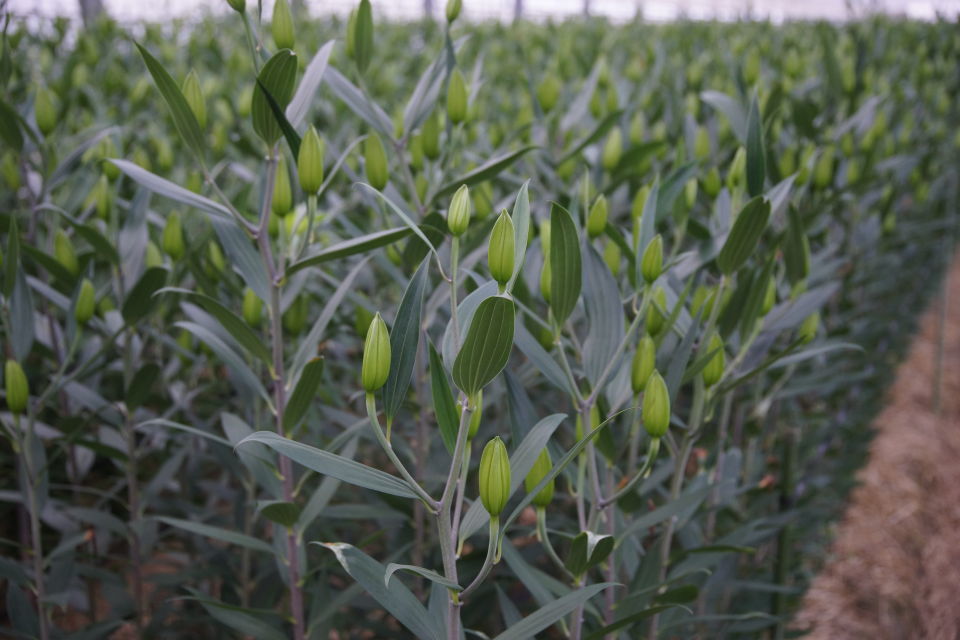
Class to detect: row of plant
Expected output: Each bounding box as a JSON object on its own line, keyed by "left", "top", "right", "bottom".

{"left": 1, "top": 2, "right": 958, "bottom": 638}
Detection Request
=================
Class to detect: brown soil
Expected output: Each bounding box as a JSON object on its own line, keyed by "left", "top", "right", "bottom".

{"left": 795, "top": 256, "right": 960, "bottom": 639}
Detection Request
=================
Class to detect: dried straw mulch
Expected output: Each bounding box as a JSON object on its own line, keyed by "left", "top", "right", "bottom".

{"left": 795, "top": 256, "right": 960, "bottom": 639}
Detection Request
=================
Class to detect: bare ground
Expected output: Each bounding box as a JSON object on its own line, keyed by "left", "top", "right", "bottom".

{"left": 795, "top": 255, "right": 960, "bottom": 639}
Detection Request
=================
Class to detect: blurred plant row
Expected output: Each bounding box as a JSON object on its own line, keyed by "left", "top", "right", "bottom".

{"left": 1, "top": 2, "right": 958, "bottom": 638}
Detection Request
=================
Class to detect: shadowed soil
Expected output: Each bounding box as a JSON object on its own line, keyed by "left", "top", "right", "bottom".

{"left": 795, "top": 255, "right": 960, "bottom": 639}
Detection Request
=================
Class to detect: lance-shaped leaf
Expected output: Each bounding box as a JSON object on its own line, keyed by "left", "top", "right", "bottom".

{"left": 236, "top": 431, "right": 419, "bottom": 499}
{"left": 283, "top": 357, "right": 324, "bottom": 432}
{"left": 287, "top": 227, "right": 411, "bottom": 276}
{"left": 316, "top": 542, "right": 444, "bottom": 640}
{"left": 565, "top": 531, "right": 615, "bottom": 578}
{"left": 432, "top": 146, "right": 538, "bottom": 202}
{"left": 746, "top": 94, "right": 765, "bottom": 197}
{"left": 783, "top": 206, "right": 810, "bottom": 285}
{"left": 286, "top": 40, "right": 334, "bottom": 129}
{"left": 716, "top": 197, "right": 771, "bottom": 276}
{"left": 429, "top": 342, "right": 459, "bottom": 455}
{"left": 491, "top": 583, "right": 616, "bottom": 640}
{"left": 507, "top": 180, "right": 531, "bottom": 293}
{"left": 122, "top": 266, "right": 167, "bottom": 325}
{"left": 384, "top": 563, "right": 461, "bottom": 591}
{"left": 452, "top": 295, "right": 515, "bottom": 397}
{"left": 135, "top": 43, "right": 205, "bottom": 161}
{"left": 550, "top": 203, "right": 582, "bottom": 326}
{"left": 383, "top": 258, "right": 428, "bottom": 422}
{"left": 252, "top": 49, "right": 298, "bottom": 146}
{"left": 156, "top": 516, "right": 274, "bottom": 554}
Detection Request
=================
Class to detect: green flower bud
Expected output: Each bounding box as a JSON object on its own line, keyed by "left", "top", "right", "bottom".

{"left": 601, "top": 126, "right": 622, "bottom": 171}
{"left": 446, "top": 0, "right": 462, "bottom": 22}
{"left": 447, "top": 184, "right": 471, "bottom": 236}
{"left": 273, "top": 154, "right": 293, "bottom": 217}
{"left": 362, "top": 312, "right": 391, "bottom": 392}
{"left": 524, "top": 448, "right": 554, "bottom": 508}
{"left": 162, "top": 211, "right": 185, "bottom": 260}
{"left": 631, "top": 334, "right": 656, "bottom": 394}
{"left": 603, "top": 240, "right": 621, "bottom": 276}
{"left": 353, "top": 0, "right": 374, "bottom": 74}
{"left": 646, "top": 287, "right": 666, "bottom": 336}
{"left": 539, "top": 260, "right": 551, "bottom": 303}
{"left": 284, "top": 296, "right": 308, "bottom": 335}
{"left": 298, "top": 126, "right": 325, "bottom": 194}
{"left": 536, "top": 74, "right": 560, "bottom": 113}
{"left": 684, "top": 179, "right": 698, "bottom": 209}
{"left": 5, "top": 359, "right": 29, "bottom": 415}
{"left": 694, "top": 126, "right": 710, "bottom": 160}
{"left": 641, "top": 234, "right": 663, "bottom": 284}
{"left": 587, "top": 195, "right": 608, "bottom": 239}
{"left": 206, "top": 241, "right": 225, "bottom": 278}
{"left": 727, "top": 147, "right": 746, "bottom": 191}
{"left": 762, "top": 277, "right": 776, "bottom": 315}
{"left": 182, "top": 70, "right": 206, "bottom": 129}
{"left": 629, "top": 111, "right": 645, "bottom": 144}
{"left": 702, "top": 332, "right": 725, "bottom": 387}
{"left": 813, "top": 148, "right": 834, "bottom": 190}
{"left": 642, "top": 370, "right": 670, "bottom": 438}
{"left": 226, "top": 0, "right": 245, "bottom": 13}
{"left": 345, "top": 8, "right": 357, "bottom": 60}
{"left": 54, "top": 229, "right": 79, "bottom": 276}
{"left": 34, "top": 86, "right": 57, "bottom": 136}
{"left": 98, "top": 296, "right": 115, "bottom": 316}
{"left": 799, "top": 311, "right": 820, "bottom": 344}
{"left": 242, "top": 287, "right": 262, "bottom": 328}
{"left": 364, "top": 132, "right": 388, "bottom": 191}
{"left": 703, "top": 166, "right": 721, "bottom": 198}
{"left": 447, "top": 68, "right": 468, "bottom": 125}
{"left": 95, "top": 174, "right": 112, "bottom": 219}
{"left": 75, "top": 278, "right": 96, "bottom": 325}
{"left": 145, "top": 241, "right": 163, "bottom": 269}
{"left": 488, "top": 210, "right": 515, "bottom": 288}
{"left": 422, "top": 110, "right": 441, "bottom": 160}
{"left": 415, "top": 174, "right": 428, "bottom": 203}
{"left": 272, "top": 0, "right": 295, "bottom": 51}
{"left": 479, "top": 436, "right": 511, "bottom": 517}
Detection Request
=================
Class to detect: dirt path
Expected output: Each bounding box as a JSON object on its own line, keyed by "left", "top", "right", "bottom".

{"left": 795, "top": 256, "right": 960, "bottom": 639}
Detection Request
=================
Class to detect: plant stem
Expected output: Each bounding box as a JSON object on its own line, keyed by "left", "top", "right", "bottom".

{"left": 450, "top": 236, "right": 461, "bottom": 349}
{"left": 365, "top": 394, "right": 437, "bottom": 509}
{"left": 438, "top": 401, "right": 473, "bottom": 640}
{"left": 16, "top": 412, "right": 49, "bottom": 640}
{"left": 460, "top": 517, "right": 499, "bottom": 599}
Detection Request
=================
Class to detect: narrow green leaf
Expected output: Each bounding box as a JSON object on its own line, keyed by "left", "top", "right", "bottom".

{"left": 565, "top": 531, "right": 615, "bottom": 577}
{"left": 700, "top": 90, "right": 747, "bottom": 142}
{"left": 160, "top": 287, "right": 271, "bottom": 365}
{"left": 452, "top": 295, "right": 515, "bottom": 397}
{"left": 507, "top": 180, "right": 531, "bottom": 293}
{"left": 432, "top": 146, "right": 538, "bottom": 202}
{"left": 716, "top": 197, "right": 771, "bottom": 276}
{"left": 316, "top": 542, "right": 444, "bottom": 640}
{"left": 357, "top": 183, "right": 443, "bottom": 272}
{"left": 126, "top": 363, "right": 160, "bottom": 410}
{"left": 324, "top": 66, "right": 394, "bottom": 138}
{"left": 255, "top": 76, "right": 301, "bottom": 156}
{"left": 286, "top": 40, "right": 334, "bottom": 129}
{"left": 746, "top": 95, "right": 765, "bottom": 197}
{"left": 257, "top": 501, "right": 301, "bottom": 528}
{"left": 252, "top": 49, "right": 298, "bottom": 146}
{"left": 156, "top": 516, "right": 274, "bottom": 554}
{"left": 236, "top": 431, "right": 418, "bottom": 499}
{"left": 4, "top": 216, "right": 19, "bottom": 297}
{"left": 134, "top": 43, "right": 205, "bottom": 161}
{"left": 491, "top": 583, "right": 616, "bottom": 640}
{"left": 0, "top": 98, "right": 23, "bottom": 151}
{"left": 384, "top": 563, "right": 461, "bottom": 591}
{"left": 429, "top": 341, "right": 459, "bottom": 455}
{"left": 188, "top": 595, "right": 287, "bottom": 640}
{"left": 284, "top": 357, "right": 324, "bottom": 432}
{"left": 287, "top": 227, "right": 410, "bottom": 276}
{"left": 108, "top": 158, "right": 231, "bottom": 219}
{"left": 550, "top": 202, "right": 582, "bottom": 326}
{"left": 121, "top": 266, "right": 167, "bottom": 325}
{"left": 383, "top": 258, "right": 428, "bottom": 422}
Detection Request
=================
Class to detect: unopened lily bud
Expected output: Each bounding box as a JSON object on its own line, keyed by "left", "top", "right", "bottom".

{"left": 353, "top": 0, "right": 374, "bottom": 74}
{"left": 631, "top": 334, "right": 656, "bottom": 394}
{"left": 364, "top": 132, "right": 388, "bottom": 191}
{"left": 684, "top": 179, "right": 698, "bottom": 209}
{"left": 206, "top": 241, "right": 225, "bottom": 278}
{"left": 34, "top": 86, "right": 57, "bottom": 136}
{"left": 447, "top": 68, "right": 468, "bottom": 125}
{"left": 631, "top": 185, "right": 650, "bottom": 221}
{"left": 272, "top": 0, "right": 295, "bottom": 50}
{"left": 242, "top": 287, "right": 262, "bottom": 328}
{"left": 536, "top": 74, "right": 560, "bottom": 113}
{"left": 813, "top": 148, "right": 834, "bottom": 190}
{"left": 603, "top": 240, "right": 621, "bottom": 275}
{"left": 642, "top": 370, "right": 670, "bottom": 438}
{"left": 422, "top": 110, "right": 441, "bottom": 160}
{"left": 145, "top": 241, "right": 163, "bottom": 269}
{"left": 479, "top": 436, "right": 511, "bottom": 517}
{"left": 641, "top": 234, "right": 663, "bottom": 284}
{"left": 525, "top": 448, "right": 554, "bottom": 508}
{"left": 799, "top": 311, "right": 820, "bottom": 344}
{"left": 162, "top": 211, "right": 185, "bottom": 260}
{"left": 446, "top": 0, "right": 461, "bottom": 22}
{"left": 182, "top": 70, "right": 206, "bottom": 129}
{"left": 726, "top": 147, "right": 746, "bottom": 191}
{"left": 5, "top": 360, "right": 29, "bottom": 415}
{"left": 646, "top": 287, "right": 666, "bottom": 335}
{"left": 629, "top": 111, "right": 645, "bottom": 144}
{"left": 601, "top": 126, "right": 622, "bottom": 171}
{"left": 225, "top": 0, "right": 245, "bottom": 12}
{"left": 298, "top": 126, "right": 325, "bottom": 194}
{"left": 761, "top": 277, "right": 776, "bottom": 315}
{"left": 540, "top": 261, "right": 551, "bottom": 303}
{"left": 587, "top": 195, "right": 608, "bottom": 239}
{"left": 466, "top": 390, "right": 483, "bottom": 439}
{"left": 94, "top": 174, "right": 112, "bottom": 219}
{"left": 54, "top": 229, "right": 79, "bottom": 276}
{"left": 702, "top": 332, "right": 725, "bottom": 387}
{"left": 284, "top": 296, "right": 308, "bottom": 335}
{"left": 271, "top": 154, "right": 293, "bottom": 217}
{"left": 75, "top": 278, "right": 96, "bottom": 325}
{"left": 361, "top": 312, "right": 391, "bottom": 392}
{"left": 694, "top": 126, "right": 710, "bottom": 159}
{"left": 703, "top": 166, "right": 721, "bottom": 198}
{"left": 488, "top": 210, "right": 514, "bottom": 288}
{"left": 447, "top": 184, "right": 471, "bottom": 236}
{"left": 345, "top": 8, "right": 357, "bottom": 60}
